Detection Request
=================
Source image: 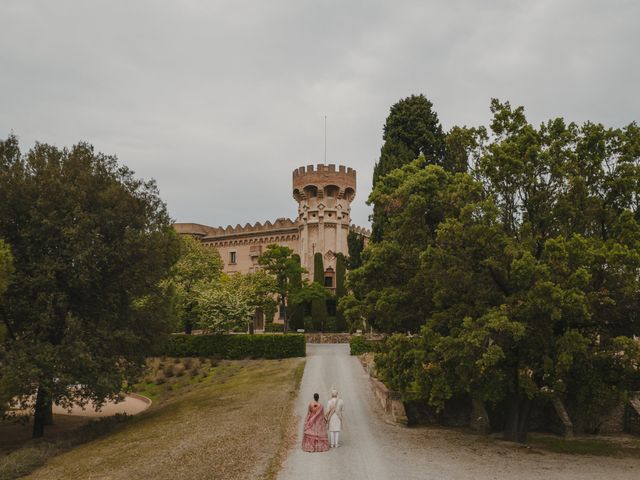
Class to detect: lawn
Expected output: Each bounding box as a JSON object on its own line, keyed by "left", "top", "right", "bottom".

{"left": 1, "top": 357, "right": 304, "bottom": 480}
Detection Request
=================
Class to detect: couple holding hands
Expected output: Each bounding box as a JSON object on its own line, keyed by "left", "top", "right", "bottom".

{"left": 302, "top": 388, "right": 344, "bottom": 452}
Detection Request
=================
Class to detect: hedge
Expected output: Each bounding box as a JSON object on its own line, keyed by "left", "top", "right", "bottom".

{"left": 264, "top": 322, "right": 285, "bottom": 333}
{"left": 164, "top": 333, "right": 305, "bottom": 359}
{"left": 349, "top": 336, "right": 384, "bottom": 356}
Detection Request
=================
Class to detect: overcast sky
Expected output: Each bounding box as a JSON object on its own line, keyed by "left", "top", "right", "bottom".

{"left": 1, "top": 0, "right": 639, "bottom": 228}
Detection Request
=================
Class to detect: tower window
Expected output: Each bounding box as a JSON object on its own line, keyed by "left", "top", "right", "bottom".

{"left": 324, "top": 276, "right": 333, "bottom": 288}
{"left": 230, "top": 251, "right": 237, "bottom": 264}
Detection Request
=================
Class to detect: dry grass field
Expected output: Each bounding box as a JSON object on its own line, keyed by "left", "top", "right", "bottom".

{"left": 1, "top": 357, "right": 304, "bottom": 480}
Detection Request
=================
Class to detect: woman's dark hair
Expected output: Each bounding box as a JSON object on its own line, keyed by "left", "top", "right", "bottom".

{"left": 313, "top": 393, "right": 319, "bottom": 401}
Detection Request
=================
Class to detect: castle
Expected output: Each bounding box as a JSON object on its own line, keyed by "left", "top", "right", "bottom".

{"left": 173, "top": 164, "right": 370, "bottom": 328}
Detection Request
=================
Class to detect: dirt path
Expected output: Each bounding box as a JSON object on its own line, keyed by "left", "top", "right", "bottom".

{"left": 278, "top": 344, "right": 639, "bottom": 480}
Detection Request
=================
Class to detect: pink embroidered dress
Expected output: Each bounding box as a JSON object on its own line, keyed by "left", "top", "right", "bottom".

{"left": 302, "top": 401, "right": 329, "bottom": 452}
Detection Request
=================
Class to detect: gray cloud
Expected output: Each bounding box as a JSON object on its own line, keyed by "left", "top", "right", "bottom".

{"left": 1, "top": 0, "right": 638, "bottom": 228}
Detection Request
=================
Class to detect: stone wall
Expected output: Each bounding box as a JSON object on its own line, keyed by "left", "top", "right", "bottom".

{"left": 358, "top": 354, "right": 408, "bottom": 426}
{"left": 305, "top": 333, "right": 352, "bottom": 343}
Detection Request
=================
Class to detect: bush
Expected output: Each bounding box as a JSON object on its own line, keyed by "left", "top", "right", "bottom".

{"left": 164, "top": 334, "right": 306, "bottom": 359}
{"left": 303, "top": 316, "right": 314, "bottom": 332}
{"left": 264, "top": 322, "right": 285, "bottom": 333}
{"left": 349, "top": 335, "right": 384, "bottom": 356}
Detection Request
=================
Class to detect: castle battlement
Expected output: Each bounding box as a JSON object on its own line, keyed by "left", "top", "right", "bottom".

{"left": 174, "top": 218, "right": 298, "bottom": 240}
{"left": 292, "top": 163, "right": 356, "bottom": 178}
{"left": 292, "top": 164, "right": 356, "bottom": 202}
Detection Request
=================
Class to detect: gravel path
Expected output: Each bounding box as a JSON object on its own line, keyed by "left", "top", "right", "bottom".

{"left": 278, "top": 343, "right": 639, "bottom": 480}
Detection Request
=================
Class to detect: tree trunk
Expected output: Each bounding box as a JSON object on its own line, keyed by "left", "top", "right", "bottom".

{"left": 504, "top": 392, "right": 531, "bottom": 443}
{"left": 282, "top": 298, "right": 288, "bottom": 334}
{"left": 184, "top": 303, "right": 194, "bottom": 334}
{"left": 44, "top": 398, "right": 54, "bottom": 425}
{"left": 470, "top": 397, "right": 491, "bottom": 435}
{"left": 32, "top": 385, "right": 48, "bottom": 438}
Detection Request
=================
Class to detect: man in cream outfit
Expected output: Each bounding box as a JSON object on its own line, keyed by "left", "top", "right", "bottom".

{"left": 325, "top": 388, "right": 344, "bottom": 448}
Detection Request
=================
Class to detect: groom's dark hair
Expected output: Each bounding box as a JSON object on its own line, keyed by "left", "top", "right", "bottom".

{"left": 313, "top": 393, "right": 319, "bottom": 401}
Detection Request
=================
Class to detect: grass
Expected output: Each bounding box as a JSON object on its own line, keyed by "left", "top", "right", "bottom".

{"left": 0, "top": 415, "right": 131, "bottom": 480}
{"left": 5, "top": 357, "right": 304, "bottom": 480}
{"left": 528, "top": 434, "right": 640, "bottom": 458}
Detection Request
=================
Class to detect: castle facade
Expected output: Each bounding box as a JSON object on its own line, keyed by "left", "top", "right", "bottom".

{"left": 174, "top": 164, "right": 370, "bottom": 326}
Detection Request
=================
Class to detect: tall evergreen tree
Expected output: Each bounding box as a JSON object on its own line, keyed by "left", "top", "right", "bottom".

{"left": 311, "top": 252, "right": 327, "bottom": 331}
{"left": 346, "top": 230, "right": 365, "bottom": 269}
{"left": 371, "top": 94, "right": 446, "bottom": 241}
{"left": 334, "top": 253, "right": 347, "bottom": 331}
{"left": 258, "top": 244, "right": 304, "bottom": 333}
{"left": 288, "top": 254, "right": 304, "bottom": 330}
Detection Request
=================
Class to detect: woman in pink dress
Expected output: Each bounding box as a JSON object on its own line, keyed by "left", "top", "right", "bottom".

{"left": 302, "top": 393, "right": 329, "bottom": 452}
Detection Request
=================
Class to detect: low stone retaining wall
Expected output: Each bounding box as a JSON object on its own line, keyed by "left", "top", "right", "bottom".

{"left": 305, "top": 333, "right": 352, "bottom": 343}
{"left": 358, "top": 355, "right": 408, "bottom": 426}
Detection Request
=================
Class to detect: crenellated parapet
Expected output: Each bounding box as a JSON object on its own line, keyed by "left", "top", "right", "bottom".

{"left": 174, "top": 217, "right": 298, "bottom": 240}
{"left": 292, "top": 164, "right": 356, "bottom": 202}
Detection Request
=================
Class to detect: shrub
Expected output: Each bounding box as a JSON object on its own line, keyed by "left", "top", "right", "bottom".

{"left": 163, "top": 334, "right": 306, "bottom": 359}
{"left": 349, "top": 335, "right": 384, "bottom": 356}
{"left": 303, "top": 316, "right": 314, "bottom": 332}
{"left": 264, "top": 322, "right": 285, "bottom": 333}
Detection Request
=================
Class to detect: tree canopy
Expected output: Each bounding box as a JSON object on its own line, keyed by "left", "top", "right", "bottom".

{"left": 371, "top": 94, "right": 447, "bottom": 241}
{"left": 258, "top": 244, "right": 305, "bottom": 333}
{"left": 353, "top": 100, "right": 640, "bottom": 442}
{"left": 196, "top": 270, "right": 276, "bottom": 334}
{"left": 169, "top": 235, "right": 224, "bottom": 333}
{"left": 0, "top": 135, "right": 180, "bottom": 437}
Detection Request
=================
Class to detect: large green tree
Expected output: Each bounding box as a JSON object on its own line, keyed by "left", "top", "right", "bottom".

{"left": 0, "top": 239, "right": 13, "bottom": 414}
{"left": 195, "top": 271, "right": 275, "bottom": 334}
{"left": 371, "top": 94, "right": 446, "bottom": 241}
{"left": 334, "top": 253, "right": 347, "bottom": 331}
{"left": 360, "top": 101, "right": 640, "bottom": 442}
{"left": 287, "top": 254, "right": 305, "bottom": 330}
{"left": 0, "top": 135, "right": 180, "bottom": 438}
{"left": 258, "top": 244, "right": 304, "bottom": 333}
{"left": 170, "top": 235, "right": 223, "bottom": 334}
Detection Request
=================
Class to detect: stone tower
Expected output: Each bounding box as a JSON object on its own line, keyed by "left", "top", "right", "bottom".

{"left": 292, "top": 164, "right": 356, "bottom": 286}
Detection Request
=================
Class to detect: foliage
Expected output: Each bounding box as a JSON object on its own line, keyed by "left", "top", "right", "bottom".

{"left": 287, "top": 254, "right": 304, "bottom": 330}
{"left": 195, "top": 271, "right": 276, "bottom": 334}
{"left": 337, "top": 293, "right": 366, "bottom": 332}
{"left": 163, "top": 334, "right": 306, "bottom": 359}
{"left": 311, "top": 252, "right": 328, "bottom": 331}
{"left": 0, "top": 239, "right": 13, "bottom": 343}
{"left": 264, "top": 322, "right": 285, "bottom": 333}
{"left": 357, "top": 100, "right": 640, "bottom": 442}
{"left": 334, "top": 254, "right": 347, "bottom": 331}
{"left": 371, "top": 94, "right": 447, "bottom": 241}
{"left": 169, "top": 235, "right": 223, "bottom": 334}
{"left": 258, "top": 245, "right": 305, "bottom": 333}
{"left": 346, "top": 231, "right": 365, "bottom": 269}
{"left": 349, "top": 336, "right": 384, "bottom": 356}
{"left": 0, "top": 239, "right": 12, "bottom": 300}
{"left": 0, "top": 135, "right": 180, "bottom": 437}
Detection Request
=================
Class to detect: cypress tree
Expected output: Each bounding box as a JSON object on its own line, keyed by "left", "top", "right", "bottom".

{"left": 288, "top": 254, "right": 304, "bottom": 330}
{"left": 311, "top": 252, "right": 327, "bottom": 331}
{"left": 371, "top": 94, "right": 445, "bottom": 241}
{"left": 335, "top": 253, "right": 347, "bottom": 331}
{"left": 346, "top": 231, "right": 364, "bottom": 269}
